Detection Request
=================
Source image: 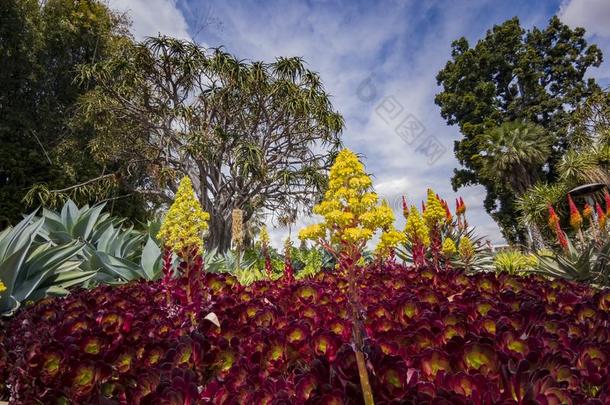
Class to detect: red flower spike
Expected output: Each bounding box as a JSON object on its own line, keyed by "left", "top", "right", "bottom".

{"left": 596, "top": 203, "right": 607, "bottom": 230}
{"left": 567, "top": 194, "right": 582, "bottom": 230}
{"left": 401, "top": 196, "right": 409, "bottom": 219}
{"left": 605, "top": 189, "right": 610, "bottom": 216}
{"left": 548, "top": 205, "right": 559, "bottom": 229}
{"left": 458, "top": 197, "right": 466, "bottom": 215}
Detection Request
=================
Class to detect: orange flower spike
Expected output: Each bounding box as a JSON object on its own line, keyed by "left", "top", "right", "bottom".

{"left": 597, "top": 203, "right": 607, "bottom": 230}
{"left": 567, "top": 195, "right": 582, "bottom": 231}
{"left": 443, "top": 199, "right": 452, "bottom": 223}
{"left": 456, "top": 197, "right": 466, "bottom": 215}
{"left": 583, "top": 204, "right": 593, "bottom": 220}
{"left": 548, "top": 205, "right": 560, "bottom": 230}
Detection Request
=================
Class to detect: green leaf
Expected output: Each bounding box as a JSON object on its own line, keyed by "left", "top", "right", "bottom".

{"left": 140, "top": 236, "right": 161, "bottom": 280}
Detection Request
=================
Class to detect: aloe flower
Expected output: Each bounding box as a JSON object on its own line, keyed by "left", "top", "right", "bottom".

{"left": 401, "top": 196, "right": 409, "bottom": 219}
{"left": 259, "top": 226, "right": 273, "bottom": 277}
{"left": 231, "top": 209, "right": 244, "bottom": 247}
{"left": 597, "top": 203, "right": 606, "bottom": 230}
{"left": 548, "top": 205, "right": 560, "bottom": 229}
{"left": 567, "top": 194, "right": 582, "bottom": 231}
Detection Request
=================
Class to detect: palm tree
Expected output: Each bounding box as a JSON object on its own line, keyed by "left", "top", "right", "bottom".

{"left": 476, "top": 121, "right": 554, "bottom": 247}
{"left": 477, "top": 121, "right": 553, "bottom": 195}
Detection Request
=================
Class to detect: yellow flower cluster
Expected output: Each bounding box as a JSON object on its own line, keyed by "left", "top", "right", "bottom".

{"left": 157, "top": 176, "right": 210, "bottom": 254}
{"left": 441, "top": 238, "right": 457, "bottom": 256}
{"left": 375, "top": 227, "right": 407, "bottom": 258}
{"left": 405, "top": 206, "right": 430, "bottom": 247}
{"left": 458, "top": 236, "right": 475, "bottom": 261}
{"left": 299, "top": 149, "right": 394, "bottom": 247}
{"left": 423, "top": 189, "right": 446, "bottom": 227}
{"left": 0, "top": 280, "right": 6, "bottom": 294}
{"left": 259, "top": 225, "right": 270, "bottom": 247}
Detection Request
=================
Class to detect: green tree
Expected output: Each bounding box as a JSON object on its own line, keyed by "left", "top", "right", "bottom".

{"left": 0, "top": 0, "right": 147, "bottom": 228}
{"left": 435, "top": 16, "right": 602, "bottom": 243}
{"left": 76, "top": 36, "right": 344, "bottom": 252}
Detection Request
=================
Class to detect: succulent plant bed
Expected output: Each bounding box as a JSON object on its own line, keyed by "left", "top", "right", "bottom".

{"left": 1, "top": 263, "right": 610, "bottom": 404}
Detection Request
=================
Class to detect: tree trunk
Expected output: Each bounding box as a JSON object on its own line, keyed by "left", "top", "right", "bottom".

{"left": 206, "top": 213, "right": 232, "bottom": 253}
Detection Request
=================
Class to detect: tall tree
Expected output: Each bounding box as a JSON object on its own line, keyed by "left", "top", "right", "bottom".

{"left": 76, "top": 37, "right": 344, "bottom": 252}
{"left": 0, "top": 0, "right": 146, "bottom": 228}
{"left": 435, "top": 16, "right": 602, "bottom": 243}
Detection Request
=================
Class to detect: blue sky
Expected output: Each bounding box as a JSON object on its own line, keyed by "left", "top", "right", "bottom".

{"left": 107, "top": 0, "right": 610, "bottom": 246}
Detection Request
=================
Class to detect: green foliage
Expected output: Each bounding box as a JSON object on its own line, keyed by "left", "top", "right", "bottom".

{"left": 436, "top": 16, "right": 602, "bottom": 243}
{"left": 493, "top": 250, "right": 537, "bottom": 275}
{"left": 475, "top": 122, "right": 553, "bottom": 195}
{"left": 0, "top": 212, "right": 96, "bottom": 316}
{"left": 293, "top": 247, "right": 324, "bottom": 280}
{"left": 0, "top": 0, "right": 147, "bottom": 229}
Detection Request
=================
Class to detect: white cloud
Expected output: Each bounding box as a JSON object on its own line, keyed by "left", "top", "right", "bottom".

{"left": 105, "top": 0, "right": 190, "bottom": 40}
{"left": 559, "top": 0, "right": 610, "bottom": 37}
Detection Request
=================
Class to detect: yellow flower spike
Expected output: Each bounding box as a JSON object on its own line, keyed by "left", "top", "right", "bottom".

{"left": 423, "top": 189, "right": 446, "bottom": 227}
{"left": 405, "top": 206, "right": 430, "bottom": 247}
{"left": 0, "top": 280, "right": 6, "bottom": 294}
{"left": 375, "top": 227, "right": 407, "bottom": 258}
{"left": 441, "top": 238, "right": 457, "bottom": 256}
{"left": 157, "top": 176, "right": 210, "bottom": 255}
{"left": 298, "top": 149, "right": 394, "bottom": 248}
{"left": 458, "top": 236, "right": 475, "bottom": 261}
{"left": 259, "top": 225, "right": 270, "bottom": 247}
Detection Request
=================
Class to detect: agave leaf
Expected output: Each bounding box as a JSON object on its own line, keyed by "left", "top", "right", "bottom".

{"left": 95, "top": 223, "right": 119, "bottom": 252}
{"left": 12, "top": 246, "right": 85, "bottom": 302}
{"left": 60, "top": 200, "right": 80, "bottom": 232}
{"left": 0, "top": 295, "right": 20, "bottom": 317}
{"left": 140, "top": 236, "right": 162, "bottom": 280}
{"left": 0, "top": 217, "right": 43, "bottom": 290}
{"left": 0, "top": 212, "right": 40, "bottom": 261}
{"left": 92, "top": 251, "right": 140, "bottom": 282}
{"left": 22, "top": 241, "right": 83, "bottom": 279}
{"left": 72, "top": 203, "right": 106, "bottom": 240}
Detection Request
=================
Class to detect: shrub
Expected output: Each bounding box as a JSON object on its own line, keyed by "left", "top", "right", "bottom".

{"left": 2, "top": 264, "right": 610, "bottom": 403}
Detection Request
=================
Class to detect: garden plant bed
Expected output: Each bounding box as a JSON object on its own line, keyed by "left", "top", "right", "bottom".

{"left": 1, "top": 264, "right": 609, "bottom": 404}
